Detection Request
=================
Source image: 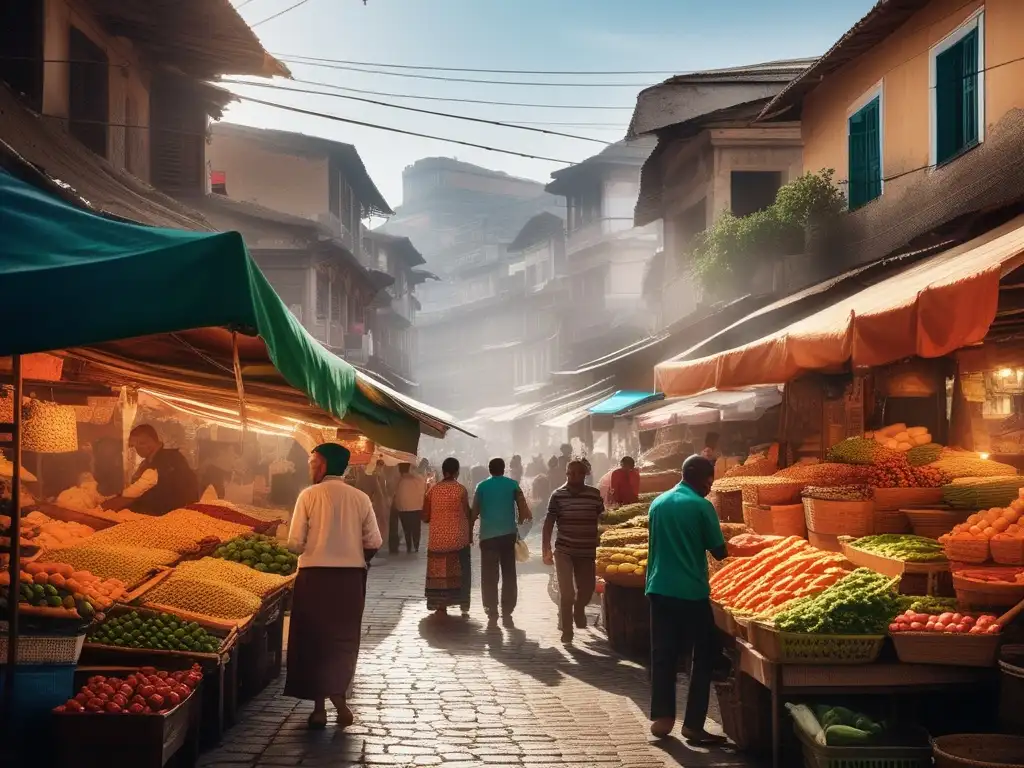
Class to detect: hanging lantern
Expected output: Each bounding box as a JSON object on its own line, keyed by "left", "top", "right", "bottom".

{"left": 22, "top": 399, "right": 79, "bottom": 453}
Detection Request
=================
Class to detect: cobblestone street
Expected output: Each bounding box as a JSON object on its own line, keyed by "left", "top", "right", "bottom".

{"left": 199, "top": 536, "right": 757, "bottom": 768}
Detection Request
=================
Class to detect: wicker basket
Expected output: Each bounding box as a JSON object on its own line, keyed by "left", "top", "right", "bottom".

{"left": 808, "top": 530, "right": 845, "bottom": 552}
{"left": 748, "top": 621, "right": 885, "bottom": 664}
{"left": 874, "top": 509, "right": 911, "bottom": 534}
{"left": 903, "top": 508, "right": 969, "bottom": 539}
{"left": 932, "top": 734, "right": 1024, "bottom": 768}
{"left": 742, "top": 503, "right": 807, "bottom": 537}
{"left": 795, "top": 724, "right": 933, "bottom": 768}
{"left": 990, "top": 536, "right": 1024, "bottom": 566}
{"left": 803, "top": 498, "right": 875, "bottom": 536}
{"left": 742, "top": 481, "right": 805, "bottom": 506}
{"left": 943, "top": 538, "right": 991, "bottom": 564}
{"left": 953, "top": 570, "right": 1024, "bottom": 611}
{"left": 872, "top": 487, "right": 944, "bottom": 512}
{"left": 0, "top": 629, "right": 85, "bottom": 665}
{"left": 891, "top": 631, "right": 1003, "bottom": 668}
{"left": 711, "top": 488, "right": 744, "bottom": 523}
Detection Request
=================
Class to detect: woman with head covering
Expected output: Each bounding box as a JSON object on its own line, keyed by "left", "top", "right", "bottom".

{"left": 422, "top": 457, "right": 473, "bottom": 616}
{"left": 285, "top": 443, "right": 383, "bottom": 729}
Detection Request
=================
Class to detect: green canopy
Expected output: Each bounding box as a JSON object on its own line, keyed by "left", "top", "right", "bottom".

{"left": 0, "top": 167, "right": 443, "bottom": 452}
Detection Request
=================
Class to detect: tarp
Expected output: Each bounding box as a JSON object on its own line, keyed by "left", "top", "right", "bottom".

{"left": 540, "top": 388, "right": 616, "bottom": 429}
{"left": 0, "top": 169, "right": 462, "bottom": 452}
{"left": 656, "top": 216, "right": 1024, "bottom": 397}
{"left": 636, "top": 386, "right": 782, "bottom": 431}
{"left": 588, "top": 390, "right": 663, "bottom": 416}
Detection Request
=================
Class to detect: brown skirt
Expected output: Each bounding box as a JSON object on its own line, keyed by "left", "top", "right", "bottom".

{"left": 284, "top": 566, "right": 366, "bottom": 700}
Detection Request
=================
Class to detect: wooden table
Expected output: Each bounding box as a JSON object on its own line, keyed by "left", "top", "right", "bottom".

{"left": 735, "top": 639, "right": 995, "bottom": 768}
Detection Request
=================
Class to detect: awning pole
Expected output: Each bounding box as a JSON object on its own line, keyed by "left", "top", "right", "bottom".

{"left": 231, "top": 332, "right": 248, "bottom": 441}
{"left": 3, "top": 353, "right": 22, "bottom": 715}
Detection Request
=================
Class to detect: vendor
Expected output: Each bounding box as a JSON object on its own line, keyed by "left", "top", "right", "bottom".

{"left": 701, "top": 432, "right": 722, "bottom": 462}
{"left": 102, "top": 424, "right": 199, "bottom": 515}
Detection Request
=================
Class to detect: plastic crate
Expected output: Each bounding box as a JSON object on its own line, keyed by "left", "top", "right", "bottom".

{"left": 0, "top": 663, "right": 75, "bottom": 727}
{"left": 796, "top": 726, "right": 933, "bottom": 768}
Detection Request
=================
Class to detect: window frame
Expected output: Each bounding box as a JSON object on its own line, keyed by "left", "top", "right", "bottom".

{"left": 846, "top": 82, "right": 884, "bottom": 210}
{"left": 929, "top": 9, "right": 985, "bottom": 168}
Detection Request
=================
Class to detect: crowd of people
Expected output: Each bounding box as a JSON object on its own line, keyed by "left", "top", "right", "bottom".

{"left": 284, "top": 442, "right": 729, "bottom": 747}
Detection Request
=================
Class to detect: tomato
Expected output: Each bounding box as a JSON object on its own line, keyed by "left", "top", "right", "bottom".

{"left": 166, "top": 691, "right": 181, "bottom": 707}
{"left": 104, "top": 701, "right": 122, "bottom": 713}
{"left": 112, "top": 694, "right": 127, "bottom": 708}
{"left": 943, "top": 624, "right": 958, "bottom": 633}
{"left": 986, "top": 624, "right": 1001, "bottom": 634}
{"left": 131, "top": 695, "right": 146, "bottom": 707}
{"left": 139, "top": 667, "right": 156, "bottom": 676}
{"left": 128, "top": 703, "right": 145, "bottom": 714}
{"left": 961, "top": 616, "right": 975, "bottom": 626}
{"left": 913, "top": 613, "right": 930, "bottom": 624}
{"left": 66, "top": 699, "right": 84, "bottom": 712}
{"left": 969, "top": 626, "right": 982, "bottom": 635}
{"left": 98, "top": 683, "right": 115, "bottom": 697}
{"left": 938, "top": 612, "right": 955, "bottom": 623}
{"left": 910, "top": 622, "right": 924, "bottom": 630}
{"left": 933, "top": 622, "right": 946, "bottom": 632}
{"left": 118, "top": 685, "right": 134, "bottom": 697}
{"left": 87, "top": 675, "right": 106, "bottom": 686}
{"left": 125, "top": 675, "right": 139, "bottom": 687}
{"left": 85, "top": 699, "right": 103, "bottom": 712}
{"left": 955, "top": 623, "right": 969, "bottom": 633}
{"left": 53, "top": 705, "right": 67, "bottom": 713}
{"left": 139, "top": 685, "right": 156, "bottom": 698}
{"left": 156, "top": 671, "right": 168, "bottom": 680}
{"left": 951, "top": 613, "right": 963, "bottom": 624}
{"left": 889, "top": 622, "right": 902, "bottom": 632}
{"left": 147, "top": 694, "right": 165, "bottom": 710}
{"left": 74, "top": 692, "right": 88, "bottom": 704}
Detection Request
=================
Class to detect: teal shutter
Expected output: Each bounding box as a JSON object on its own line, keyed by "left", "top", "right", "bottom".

{"left": 935, "top": 27, "right": 979, "bottom": 164}
{"left": 848, "top": 97, "right": 881, "bottom": 210}
{"left": 961, "top": 28, "right": 979, "bottom": 147}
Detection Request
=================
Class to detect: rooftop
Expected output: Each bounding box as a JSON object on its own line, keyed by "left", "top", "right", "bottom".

{"left": 545, "top": 137, "right": 656, "bottom": 196}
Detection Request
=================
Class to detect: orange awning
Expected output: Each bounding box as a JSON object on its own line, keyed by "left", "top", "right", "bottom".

{"left": 655, "top": 217, "right": 1024, "bottom": 397}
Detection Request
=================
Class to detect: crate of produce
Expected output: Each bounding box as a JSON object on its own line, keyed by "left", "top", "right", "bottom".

{"left": 749, "top": 621, "right": 885, "bottom": 664}
{"left": 0, "top": 662, "right": 75, "bottom": 729}
{"left": 742, "top": 502, "right": 806, "bottom": 537}
{"left": 902, "top": 508, "right": 968, "bottom": 539}
{"left": 931, "top": 734, "right": 1024, "bottom": 768}
{"left": 804, "top": 498, "right": 874, "bottom": 536}
{"left": 953, "top": 569, "right": 1024, "bottom": 611}
{"left": 794, "top": 723, "right": 933, "bottom": 768}
{"left": 81, "top": 605, "right": 236, "bottom": 664}
{"left": 840, "top": 534, "right": 948, "bottom": 576}
{"left": 872, "top": 487, "right": 943, "bottom": 512}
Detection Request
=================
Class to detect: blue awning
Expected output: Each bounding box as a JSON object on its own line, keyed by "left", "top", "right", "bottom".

{"left": 588, "top": 390, "right": 664, "bottom": 416}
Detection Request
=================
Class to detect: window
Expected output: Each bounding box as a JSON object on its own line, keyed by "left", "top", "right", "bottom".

{"left": 0, "top": 0, "right": 44, "bottom": 112}
{"left": 847, "top": 94, "right": 882, "bottom": 209}
{"left": 68, "top": 27, "right": 109, "bottom": 158}
{"left": 316, "top": 272, "right": 329, "bottom": 320}
{"left": 730, "top": 172, "right": 782, "bottom": 217}
{"left": 931, "top": 12, "right": 984, "bottom": 166}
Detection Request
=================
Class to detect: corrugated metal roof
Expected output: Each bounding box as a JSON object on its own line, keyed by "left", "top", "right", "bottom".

{"left": 588, "top": 390, "right": 663, "bottom": 416}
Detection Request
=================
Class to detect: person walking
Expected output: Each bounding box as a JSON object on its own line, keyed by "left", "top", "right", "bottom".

{"left": 542, "top": 459, "right": 604, "bottom": 643}
{"left": 646, "top": 455, "right": 727, "bottom": 744}
{"left": 284, "top": 444, "right": 381, "bottom": 730}
{"left": 392, "top": 463, "right": 427, "bottom": 553}
{"left": 609, "top": 456, "right": 641, "bottom": 505}
{"left": 422, "top": 457, "right": 473, "bottom": 617}
{"left": 473, "top": 457, "right": 531, "bottom": 626}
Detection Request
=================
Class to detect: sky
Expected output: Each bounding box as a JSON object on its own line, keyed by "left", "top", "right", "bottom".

{"left": 224, "top": 0, "right": 877, "bottom": 209}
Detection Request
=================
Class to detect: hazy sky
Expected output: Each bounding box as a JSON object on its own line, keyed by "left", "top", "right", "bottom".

{"left": 224, "top": 0, "right": 875, "bottom": 208}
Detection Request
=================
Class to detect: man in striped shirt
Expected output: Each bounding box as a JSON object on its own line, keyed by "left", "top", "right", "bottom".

{"left": 543, "top": 459, "right": 604, "bottom": 643}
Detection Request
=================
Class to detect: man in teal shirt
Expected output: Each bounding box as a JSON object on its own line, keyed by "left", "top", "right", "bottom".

{"left": 646, "top": 455, "right": 727, "bottom": 744}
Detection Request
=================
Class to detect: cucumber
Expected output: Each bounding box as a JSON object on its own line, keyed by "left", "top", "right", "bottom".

{"left": 825, "top": 725, "right": 873, "bottom": 746}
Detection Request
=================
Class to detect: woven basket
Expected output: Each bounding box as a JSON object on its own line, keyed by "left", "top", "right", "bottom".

{"left": 803, "top": 498, "right": 874, "bottom": 536}
{"left": 953, "top": 571, "right": 1024, "bottom": 611}
{"left": 742, "top": 481, "right": 805, "bottom": 506}
{"left": 932, "top": 734, "right": 1024, "bottom": 768}
{"left": 795, "top": 725, "right": 933, "bottom": 768}
{"left": 711, "top": 488, "right": 744, "bottom": 523}
{"left": 0, "top": 630, "right": 85, "bottom": 664}
{"left": 904, "top": 508, "right": 968, "bottom": 540}
{"left": 749, "top": 621, "right": 884, "bottom": 664}
{"left": 943, "top": 538, "right": 991, "bottom": 564}
{"left": 874, "top": 509, "right": 911, "bottom": 534}
{"left": 808, "top": 530, "right": 845, "bottom": 552}
{"left": 873, "top": 487, "right": 944, "bottom": 511}
{"left": 742, "top": 503, "right": 807, "bottom": 537}
{"left": 990, "top": 537, "right": 1024, "bottom": 566}
{"left": 891, "top": 631, "right": 1002, "bottom": 668}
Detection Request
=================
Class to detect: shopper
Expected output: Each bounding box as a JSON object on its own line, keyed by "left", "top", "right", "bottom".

{"left": 392, "top": 463, "right": 427, "bottom": 553}
{"left": 422, "top": 457, "right": 473, "bottom": 617}
{"left": 646, "top": 455, "right": 727, "bottom": 745}
{"left": 543, "top": 459, "right": 604, "bottom": 643}
{"left": 609, "top": 456, "right": 641, "bottom": 505}
{"left": 473, "top": 457, "right": 532, "bottom": 626}
{"left": 285, "top": 443, "right": 381, "bottom": 730}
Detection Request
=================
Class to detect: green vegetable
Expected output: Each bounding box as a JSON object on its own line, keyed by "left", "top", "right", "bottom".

{"left": 774, "top": 569, "right": 900, "bottom": 635}
{"left": 907, "top": 443, "right": 943, "bottom": 466}
{"left": 825, "top": 725, "right": 872, "bottom": 746}
{"left": 825, "top": 438, "right": 883, "bottom": 465}
{"left": 895, "top": 595, "right": 958, "bottom": 614}
{"left": 851, "top": 534, "right": 946, "bottom": 562}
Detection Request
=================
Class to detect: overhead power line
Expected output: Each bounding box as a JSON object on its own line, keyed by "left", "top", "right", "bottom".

{"left": 277, "top": 53, "right": 679, "bottom": 77}
{"left": 251, "top": 0, "right": 315, "bottom": 28}
{"left": 234, "top": 94, "right": 579, "bottom": 163}
{"left": 279, "top": 58, "right": 655, "bottom": 87}
{"left": 221, "top": 79, "right": 611, "bottom": 144}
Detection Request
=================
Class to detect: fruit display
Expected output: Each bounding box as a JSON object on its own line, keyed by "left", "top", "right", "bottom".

{"left": 941, "top": 502, "right": 1023, "bottom": 545}
{"left": 88, "top": 609, "right": 221, "bottom": 653}
{"left": 802, "top": 485, "right": 873, "bottom": 501}
{"left": 865, "top": 424, "right": 933, "bottom": 452}
{"left": 18, "top": 510, "right": 95, "bottom": 549}
{"left": 928, "top": 454, "right": 1018, "bottom": 480}
{"left": 177, "top": 557, "right": 290, "bottom": 597}
{"left": 850, "top": 534, "right": 946, "bottom": 562}
{"left": 773, "top": 569, "right": 900, "bottom": 635}
{"left": 142, "top": 572, "right": 262, "bottom": 620}
{"left": 774, "top": 462, "right": 870, "bottom": 485}
{"left": 867, "top": 455, "right": 947, "bottom": 488}
{"left": 941, "top": 476, "right": 1024, "bottom": 509}
{"left": 710, "top": 537, "right": 849, "bottom": 616}
{"left": 596, "top": 546, "right": 647, "bottom": 578}
{"left": 889, "top": 609, "right": 1002, "bottom": 635}
{"left": 40, "top": 543, "right": 179, "bottom": 586}
{"left": 896, "top": 595, "right": 960, "bottom": 614}
{"left": 53, "top": 665, "right": 203, "bottom": 714}
{"left": 0, "top": 562, "right": 125, "bottom": 618}
{"left": 598, "top": 527, "right": 649, "bottom": 547}
{"left": 907, "top": 442, "right": 944, "bottom": 467}
{"left": 212, "top": 533, "right": 297, "bottom": 574}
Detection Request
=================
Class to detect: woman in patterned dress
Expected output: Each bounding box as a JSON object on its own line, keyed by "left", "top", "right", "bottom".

{"left": 422, "top": 457, "right": 472, "bottom": 616}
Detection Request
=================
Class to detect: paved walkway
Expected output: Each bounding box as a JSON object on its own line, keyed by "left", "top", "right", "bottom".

{"left": 199, "top": 534, "right": 758, "bottom": 768}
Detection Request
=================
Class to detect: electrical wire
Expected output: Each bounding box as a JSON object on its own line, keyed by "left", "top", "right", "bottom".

{"left": 234, "top": 0, "right": 261, "bottom": 8}
{"left": 251, "top": 0, "right": 315, "bottom": 28}
{"left": 277, "top": 54, "right": 680, "bottom": 77}
{"left": 221, "top": 79, "right": 611, "bottom": 143}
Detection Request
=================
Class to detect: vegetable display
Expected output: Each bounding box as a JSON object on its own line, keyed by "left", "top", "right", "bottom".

{"left": 53, "top": 665, "right": 203, "bottom": 714}
{"left": 89, "top": 610, "right": 221, "bottom": 653}
{"left": 867, "top": 456, "right": 946, "bottom": 488}
{"left": 599, "top": 527, "right": 649, "bottom": 547}
{"left": 825, "top": 438, "right": 886, "bottom": 465}
{"left": 850, "top": 534, "right": 946, "bottom": 562}
{"left": 212, "top": 533, "right": 297, "bottom": 575}
{"left": 889, "top": 609, "right": 1002, "bottom": 635}
{"left": 177, "top": 557, "right": 290, "bottom": 597}
{"left": 39, "top": 543, "right": 179, "bottom": 586}
{"left": 801, "top": 485, "right": 873, "bottom": 501}
{"left": 907, "top": 443, "right": 943, "bottom": 466}
{"left": 596, "top": 547, "right": 647, "bottom": 578}
{"left": 813, "top": 705, "right": 885, "bottom": 746}
{"left": 941, "top": 476, "right": 1024, "bottom": 509}
{"left": 602, "top": 501, "right": 650, "bottom": 526}
{"left": 773, "top": 569, "right": 900, "bottom": 635}
{"left": 896, "top": 595, "right": 959, "bottom": 615}
{"left": 773, "top": 463, "right": 869, "bottom": 485}
{"left": 0, "top": 561, "right": 124, "bottom": 618}
{"left": 142, "top": 573, "right": 262, "bottom": 620}
{"left": 726, "top": 533, "right": 782, "bottom": 558}
{"left": 710, "top": 537, "right": 849, "bottom": 616}
{"left": 928, "top": 455, "right": 1018, "bottom": 480}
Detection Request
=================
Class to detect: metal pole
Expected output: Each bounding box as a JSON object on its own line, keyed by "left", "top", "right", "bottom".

{"left": 3, "top": 353, "right": 22, "bottom": 714}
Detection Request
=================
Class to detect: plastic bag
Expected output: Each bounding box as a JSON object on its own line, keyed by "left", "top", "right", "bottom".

{"left": 514, "top": 537, "right": 530, "bottom": 563}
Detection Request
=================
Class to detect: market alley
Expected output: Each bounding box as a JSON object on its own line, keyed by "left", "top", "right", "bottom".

{"left": 197, "top": 540, "right": 754, "bottom": 768}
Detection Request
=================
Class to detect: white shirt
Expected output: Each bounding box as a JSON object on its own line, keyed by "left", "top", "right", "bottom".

{"left": 287, "top": 477, "right": 383, "bottom": 569}
{"left": 392, "top": 471, "right": 427, "bottom": 512}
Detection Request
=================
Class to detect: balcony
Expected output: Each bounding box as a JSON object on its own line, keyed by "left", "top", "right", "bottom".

{"left": 316, "top": 212, "right": 358, "bottom": 254}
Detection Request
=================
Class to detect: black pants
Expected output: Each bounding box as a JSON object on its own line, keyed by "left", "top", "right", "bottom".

{"left": 398, "top": 511, "right": 422, "bottom": 552}
{"left": 480, "top": 533, "right": 517, "bottom": 617}
{"left": 649, "top": 594, "right": 714, "bottom": 730}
